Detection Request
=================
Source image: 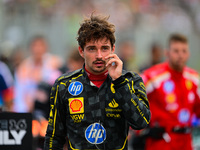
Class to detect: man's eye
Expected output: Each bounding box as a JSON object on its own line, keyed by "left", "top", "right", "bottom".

{"left": 103, "top": 47, "right": 109, "bottom": 50}
{"left": 182, "top": 49, "right": 187, "bottom": 53}
{"left": 173, "top": 49, "right": 179, "bottom": 53}
{"left": 89, "top": 48, "right": 95, "bottom": 51}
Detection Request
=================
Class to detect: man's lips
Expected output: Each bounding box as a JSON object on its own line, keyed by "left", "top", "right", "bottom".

{"left": 93, "top": 61, "right": 105, "bottom": 66}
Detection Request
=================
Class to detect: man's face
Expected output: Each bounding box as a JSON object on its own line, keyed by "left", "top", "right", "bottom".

{"left": 78, "top": 37, "right": 115, "bottom": 75}
{"left": 167, "top": 41, "right": 190, "bottom": 71}
{"left": 31, "top": 39, "right": 47, "bottom": 60}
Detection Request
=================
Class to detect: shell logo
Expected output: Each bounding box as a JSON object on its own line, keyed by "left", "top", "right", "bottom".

{"left": 70, "top": 99, "right": 83, "bottom": 112}
{"left": 68, "top": 97, "right": 84, "bottom": 114}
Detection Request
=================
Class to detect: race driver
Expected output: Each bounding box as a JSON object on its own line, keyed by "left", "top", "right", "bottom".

{"left": 44, "top": 14, "right": 151, "bottom": 150}
{"left": 141, "top": 33, "right": 200, "bottom": 150}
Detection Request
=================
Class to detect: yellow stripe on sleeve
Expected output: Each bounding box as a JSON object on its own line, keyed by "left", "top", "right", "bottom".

{"left": 52, "top": 85, "right": 59, "bottom": 138}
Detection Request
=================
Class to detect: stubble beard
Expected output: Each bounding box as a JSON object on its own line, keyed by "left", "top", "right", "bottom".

{"left": 171, "top": 61, "right": 185, "bottom": 72}
{"left": 91, "top": 66, "right": 107, "bottom": 74}
{"left": 91, "top": 59, "right": 107, "bottom": 74}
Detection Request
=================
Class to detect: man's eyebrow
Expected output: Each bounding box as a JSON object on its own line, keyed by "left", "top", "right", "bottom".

{"left": 102, "top": 45, "right": 110, "bottom": 47}
{"left": 86, "top": 45, "right": 96, "bottom": 48}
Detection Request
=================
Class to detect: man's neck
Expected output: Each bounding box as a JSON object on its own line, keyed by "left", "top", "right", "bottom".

{"left": 85, "top": 67, "right": 108, "bottom": 88}
{"left": 169, "top": 63, "right": 184, "bottom": 73}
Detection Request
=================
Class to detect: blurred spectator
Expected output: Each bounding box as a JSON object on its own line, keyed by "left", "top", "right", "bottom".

{"left": 59, "top": 48, "right": 84, "bottom": 74}
{"left": 33, "top": 81, "right": 51, "bottom": 121}
{"left": 141, "top": 33, "right": 200, "bottom": 150}
{"left": 32, "top": 81, "right": 51, "bottom": 150}
{"left": 118, "top": 40, "right": 139, "bottom": 72}
{"left": 9, "top": 46, "right": 26, "bottom": 75}
{"left": 0, "top": 41, "right": 15, "bottom": 70}
{"left": 0, "top": 60, "right": 14, "bottom": 112}
{"left": 140, "top": 43, "right": 164, "bottom": 73}
{"left": 0, "top": 41, "right": 26, "bottom": 77}
{"left": 14, "top": 35, "right": 63, "bottom": 112}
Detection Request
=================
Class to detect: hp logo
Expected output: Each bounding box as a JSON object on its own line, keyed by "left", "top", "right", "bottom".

{"left": 85, "top": 123, "right": 106, "bottom": 144}
{"left": 68, "top": 81, "right": 83, "bottom": 96}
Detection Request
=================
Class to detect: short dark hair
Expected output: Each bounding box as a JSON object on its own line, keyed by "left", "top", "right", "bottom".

{"left": 29, "top": 35, "right": 47, "bottom": 47}
{"left": 168, "top": 33, "right": 188, "bottom": 46}
{"left": 77, "top": 14, "right": 116, "bottom": 49}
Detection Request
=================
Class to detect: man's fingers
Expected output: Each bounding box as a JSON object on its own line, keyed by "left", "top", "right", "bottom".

{"left": 106, "top": 58, "right": 117, "bottom": 67}
{"left": 105, "top": 54, "right": 121, "bottom": 67}
{"left": 105, "top": 54, "right": 119, "bottom": 60}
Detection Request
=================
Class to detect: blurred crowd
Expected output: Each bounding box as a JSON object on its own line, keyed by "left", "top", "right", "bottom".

{"left": 1, "top": 0, "right": 200, "bottom": 70}
{"left": 0, "top": 0, "right": 200, "bottom": 150}
{"left": 0, "top": 35, "right": 85, "bottom": 149}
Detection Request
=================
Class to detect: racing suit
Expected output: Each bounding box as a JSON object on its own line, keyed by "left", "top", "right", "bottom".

{"left": 141, "top": 62, "right": 200, "bottom": 150}
{"left": 44, "top": 67, "right": 150, "bottom": 150}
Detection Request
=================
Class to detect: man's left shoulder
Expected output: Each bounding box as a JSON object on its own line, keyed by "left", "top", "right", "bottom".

{"left": 184, "top": 66, "right": 199, "bottom": 75}
{"left": 56, "top": 69, "right": 83, "bottom": 83}
{"left": 184, "top": 67, "right": 199, "bottom": 78}
{"left": 122, "top": 70, "right": 141, "bottom": 79}
{"left": 184, "top": 67, "right": 199, "bottom": 84}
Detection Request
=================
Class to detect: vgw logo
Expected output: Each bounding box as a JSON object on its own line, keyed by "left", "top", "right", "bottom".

{"left": 0, "top": 119, "right": 27, "bottom": 145}
{"left": 85, "top": 123, "right": 106, "bottom": 144}
{"left": 68, "top": 81, "right": 83, "bottom": 96}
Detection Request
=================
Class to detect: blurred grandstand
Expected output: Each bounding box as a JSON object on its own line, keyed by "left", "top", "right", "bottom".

{"left": 0, "top": 0, "right": 200, "bottom": 149}
{"left": 0, "top": 0, "right": 200, "bottom": 71}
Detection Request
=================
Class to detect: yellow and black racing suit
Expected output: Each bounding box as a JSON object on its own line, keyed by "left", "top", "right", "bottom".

{"left": 44, "top": 67, "right": 150, "bottom": 150}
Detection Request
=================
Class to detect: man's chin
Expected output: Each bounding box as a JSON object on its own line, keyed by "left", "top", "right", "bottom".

{"left": 92, "top": 67, "right": 106, "bottom": 74}
{"left": 174, "top": 64, "right": 184, "bottom": 72}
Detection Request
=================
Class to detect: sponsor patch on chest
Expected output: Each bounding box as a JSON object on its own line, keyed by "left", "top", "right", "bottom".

{"left": 178, "top": 109, "right": 190, "bottom": 123}
{"left": 163, "top": 80, "right": 175, "bottom": 93}
{"left": 85, "top": 123, "right": 106, "bottom": 144}
{"left": 68, "top": 97, "right": 84, "bottom": 114}
{"left": 68, "top": 81, "right": 83, "bottom": 96}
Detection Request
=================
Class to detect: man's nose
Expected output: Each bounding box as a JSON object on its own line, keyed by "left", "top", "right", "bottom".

{"left": 178, "top": 51, "right": 185, "bottom": 59}
{"left": 96, "top": 49, "right": 103, "bottom": 58}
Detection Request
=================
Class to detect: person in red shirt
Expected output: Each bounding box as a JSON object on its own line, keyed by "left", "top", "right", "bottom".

{"left": 141, "top": 33, "right": 200, "bottom": 150}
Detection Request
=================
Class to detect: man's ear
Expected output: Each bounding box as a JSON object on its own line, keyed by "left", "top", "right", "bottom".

{"left": 112, "top": 45, "right": 115, "bottom": 54}
{"left": 78, "top": 46, "right": 84, "bottom": 58}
